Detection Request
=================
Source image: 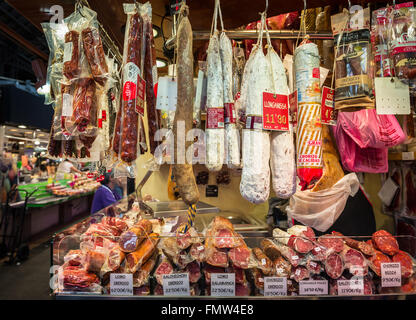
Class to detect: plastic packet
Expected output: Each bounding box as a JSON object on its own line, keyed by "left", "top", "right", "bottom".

{"left": 331, "top": 8, "right": 374, "bottom": 109}
{"left": 58, "top": 265, "right": 102, "bottom": 293}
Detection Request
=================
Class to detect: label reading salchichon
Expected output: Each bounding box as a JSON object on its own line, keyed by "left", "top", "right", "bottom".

{"left": 162, "top": 273, "right": 190, "bottom": 296}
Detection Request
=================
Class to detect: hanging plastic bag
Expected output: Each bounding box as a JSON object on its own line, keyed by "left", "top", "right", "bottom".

{"left": 286, "top": 173, "right": 360, "bottom": 232}
{"left": 337, "top": 108, "right": 406, "bottom": 149}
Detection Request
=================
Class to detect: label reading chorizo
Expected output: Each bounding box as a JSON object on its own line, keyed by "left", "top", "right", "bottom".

{"left": 110, "top": 273, "right": 133, "bottom": 296}
{"left": 211, "top": 273, "right": 235, "bottom": 296}
{"left": 224, "top": 103, "right": 236, "bottom": 124}
{"left": 206, "top": 108, "right": 224, "bottom": 129}
{"left": 381, "top": 262, "right": 402, "bottom": 287}
{"left": 321, "top": 86, "right": 337, "bottom": 125}
{"left": 299, "top": 280, "right": 328, "bottom": 295}
{"left": 337, "top": 278, "right": 364, "bottom": 296}
{"left": 162, "top": 273, "right": 190, "bottom": 296}
{"left": 262, "top": 92, "right": 289, "bottom": 131}
{"left": 264, "top": 277, "right": 287, "bottom": 297}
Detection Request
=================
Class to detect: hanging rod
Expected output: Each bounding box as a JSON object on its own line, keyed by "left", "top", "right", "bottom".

{"left": 193, "top": 30, "right": 334, "bottom": 40}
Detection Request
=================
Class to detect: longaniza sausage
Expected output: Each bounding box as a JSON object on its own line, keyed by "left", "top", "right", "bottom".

{"left": 172, "top": 4, "right": 199, "bottom": 206}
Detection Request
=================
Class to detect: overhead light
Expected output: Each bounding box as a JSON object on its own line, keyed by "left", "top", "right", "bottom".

{"left": 156, "top": 58, "right": 168, "bottom": 68}
{"left": 19, "top": 142, "right": 24, "bottom": 145}
{"left": 153, "top": 25, "right": 161, "bottom": 38}
{"left": 36, "top": 129, "right": 41, "bottom": 132}
{"left": 35, "top": 140, "right": 40, "bottom": 145}
{"left": 10, "top": 129, "right": 18, "bottom": 132}
{"left": 18, "top": 125, "right": 26, "bottom": 129}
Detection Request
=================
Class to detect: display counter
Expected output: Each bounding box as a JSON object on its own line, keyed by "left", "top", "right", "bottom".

{"left": 50, "top": 197, "right": 416, "bottom": 300}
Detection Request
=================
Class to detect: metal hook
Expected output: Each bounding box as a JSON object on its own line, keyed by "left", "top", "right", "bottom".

{"left": 348, "top": 0, "right": 351, "bottom": 10}
{"left": 303, "top": 0, "right": 307, "bottom": 12}
{"left": 264, "top": 0, "right": 268, "bottom": 14}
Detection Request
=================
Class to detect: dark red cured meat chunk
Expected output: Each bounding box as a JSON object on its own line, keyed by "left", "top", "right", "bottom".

{"left": 401, "top": 276, "right": 416, "bottom": 293}
{"left": 318, "top": 235, "right": 344, "bottom": 253}
{"left": 185, "top": 261, "right": 202, "bottom": 283}
{"left": 392, "top": 251, "right": 414, "bottom": 278}
{"left": 62, "top": 266, "right": 99, "bottom": 290}
{"left": 204, "top": 265, "right": 226, "bottom": 285}
{"left": 228, "top": 246, "right": 251, "bottom": 269}
{"left": 372, "top": 230, "right": 399, "bottom": 256}
{"left": 154, "top": 284, "right": 164, "bottom": 296}
{"left": 291, "top": 266, "right": 310, "bottom": 282}
{"left": 343, "top": 248, "right": 368, "bottom": 276}
{"left": 227, "top": 266, "right": 246, "bottom": 285}
{"left": 363, "top": 276, "right": 375, "bottom": 295}
{"left": 329, "top": 276, "right": 348, "bottom": 295}
{"left": 206, "top": 247, "right": 229, "bottom": 268}
{"left": 325, "top": 253, "right": 344, "bottom": 279}
{"left": 235, "top": 283, "right": 250, "bottom": 296}
{"left": 368, "top": 250, "right": 391, "bottom": 276}
{"left": 214, "top": 228, "right": 236, "bottom": 248}
{"left": 176, "top": 230, "right": 192, "bottom": 250}
{"left": 310, "top": 243, "right": 328, "bottom": 261}
{"left": 190, "top": 243, "right": 205, "bottom": 262}
{"left": 101, "top": 217, "right": 128, "bottom": 233}
{"left": 288, "top": 236, "right": 314, "bottom": 254}
{"left": 306, "top": 259, "right": 322, "bottom": 275}
{"left": 155, "top": 260, "right": 174, "bottom": 285}
{"left": 133, "top": 285, "right": 150, "bottom": 296}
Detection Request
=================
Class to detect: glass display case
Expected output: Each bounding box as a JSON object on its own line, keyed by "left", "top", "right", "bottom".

{"left": 50, "top": 197, "right": 416, "bottom": 299}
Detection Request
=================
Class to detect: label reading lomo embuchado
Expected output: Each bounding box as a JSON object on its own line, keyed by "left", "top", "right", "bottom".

{"left": 211, "top": 273, "right": 235, "bottom": 297}
{"left": 264, "top": 277, "right": 287, "bottom": 297}
{"left": 162, "top": 273, "right": 190, "bottom": 296}
{"left": 381, "top": 262, "right": 402, "bottom": 287}
{"left": 337, "top": 278, "right": 364, "bottom": 296}
{"left": 110, "top": 273, "right": 133, "bottom": 296}
{"left": 299, "top": 280, "right": 328, "bottom": 296}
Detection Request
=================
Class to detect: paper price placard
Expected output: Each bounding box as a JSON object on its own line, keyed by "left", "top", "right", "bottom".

{"left": 264, "top": 277, "right": 287, "bottom": 297}
{"left": 299, "top": 280, "right": 328, "bottom": 295}
{"left": 337, "top": 278, "right": 364, "bottom": 296}
{"left": 211, "top": 273, "right": 235, "bottom": 297}
{"left": 110, "top": 273, "right": 133, "bottom": 296}
{"left": 162, "top": 273, "right": 190, "bottom": 296}
{"left": 381, "top": 263, "right": 402, "bottom": 287}
{"left": 262, "top": 92, "right": 289, "bottom": 131}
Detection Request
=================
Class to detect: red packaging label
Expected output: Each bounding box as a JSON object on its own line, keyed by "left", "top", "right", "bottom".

{"left": 102, "top": 110, "right": 107, "bottom": 121}
{"left": 136, "top": 75, "right": 146, "bottom": 116}
{"left": 245, "top": 115, "right": 263, "bottom": 129}
{"left": 262, "top": 92, "right": 289, "bottom": 131}
{"left": 206, "top": 108, "right": 225, "bottom": 129}
{"left": 98, "top": 119, "right": 103, "bottom": 128}
{"left": 312, "top": 68, "right": 320, "bottom": 79}
{"left": 289, "top": 90, "right": 298, "bottom": 126}
{"left": 87, "top": 173, "right": 94, "bottom": 179}
{"left": 96, "top": 175, "right": 105, "bottom": 182}
{"left": 224, "top": 103, "right": 236, "bottom": 124}
{"left": 123, "top": 81, "right": 137, "bottom": 101}
{"left": 321, "top": 86, "right": 337, "bottom": 125}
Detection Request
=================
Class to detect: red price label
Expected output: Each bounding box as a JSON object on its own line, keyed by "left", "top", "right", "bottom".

{"left": 98, "top": 119, "right": 103, "bottom": 128}
{"left": 206, "top": 108, "right": 225, "bottom": 129}
{"left": 102, "top": 110, "right": 107, "bottom": 121}
{"left": 96, "top": 175, "right": 105, "bottom": 182}
{"left": 262, "top": 92, "right": 289, "bottom": 131}
{"left": 122, "top": 81, "right": 137, "bottom": 101}
{"left": 312, "top": 68, "right": 320, "bottom": 79}
{"left": 87, "top": 173, "right": 94, "bottom": 179}
{"left": 321, "top": 86, "right": 337, "bottom": 125}
{"left": 136, "top": 75, "right": 146, "bottom": 116}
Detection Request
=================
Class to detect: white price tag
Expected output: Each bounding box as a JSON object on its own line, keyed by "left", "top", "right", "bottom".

{"left": 375, "top": 77, "right": 410, "bottom": 115}
{"left": 264, "top": 277, "right": 287, "bottom": 297}
{"left": 110, "top": 273, "right": 133, "bottom": 296}
{"left": 402, "top": 152, "right": 415, "bottom": 161}
{"left": 62, "top": 93, "right": 73, "bottom": 116}
{"left": 378, "top": 177, "right": 399, "bottom": 207}
{"left": 381, "top": 263, "right": 402, "bottom": 287}
{"left": 162, "top": 273, "right": 190, "bottom": 296}
{"left": 337, "top": 278, "right": 364, "bottom": 296}
{"left": 63, "top": 42, "right": 73, "bottom": 63}
{"left": 156, "top": 76, "right": 177, "bottom": 111}
{"left": 299, "top": 280, "right": 328, "bottom": 296}
{"left": 211, "top": 273, "right": 235, "bottom": 297}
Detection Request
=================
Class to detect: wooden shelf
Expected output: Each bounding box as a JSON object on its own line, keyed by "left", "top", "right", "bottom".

{"left": 388, "top": 152, "right": 416, "bottom": 161}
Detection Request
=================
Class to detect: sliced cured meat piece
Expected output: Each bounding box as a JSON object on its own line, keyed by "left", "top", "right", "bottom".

{"left": 155, "top": 258, "right": 174, "bottom": 285}
{"left": 291, "top": 266, "right": 310, "bottom": 282}
{"left": 289, "top": 236, "right": 315, "bottom": 254}
{"left": 62, "top": 266, "right": 100, "bottom": 291}
{"left": 118, "top": 219, "right": 153, "bottom": 253}
{"left": 392, "top": 251, "right": 414, "bottom": 278}
{"left": 204, "top": 264, "right": 226, "bottom": 285}
{"left": 228, "top": 246, "right": 251, "bottom": 269}
{"left": 318, "top": 234, "right": 344, "bottom": 253}
{"left": 261, "top": 239, "right": 282, "bottom": 261}
{"left": 368, "top": 250, "right": 391, "bottom": 276}
{"left": 287, "top": 225, "right": 316, "bottom": 242}
{"left": 125, "top": 233, "right": 159, "bottom": 273}
{"left": 214, "top": 228, "right": 237, "bottom": 248}
{"left": 84, "top": 250, "right": 106, "bottom": 273}
{"left": 324, "top": 253, "right": 344, "bottom": 279}
{"left": 227, "top": 266, "right": 246, "bottom": 285}
{"left": 372, "top": 230, "right": 399, "bottom": 256}
{"left": 310, "top": 243, "right": 328, "bottom": 261}
{"left": 101, "top": 248, "right": 125, "bottom": 274}
{"left": 132, "top": 252, "right": 158, "bottom": 287}
{"left": 100, "top": 217, "right": 128, "bottom": 234}
{"left": 176, "top": 227, "right": 200, "bottom": 250}
{"left": 189, "top": 242, "right": 206, "bottom": 263}
{"left": 205, "top": 228, "right": 229, "bottom": 268}
{"left": 306, "top": 259, "right": 322, "bottom": 275}
{"left": 332, "top": 231, "right": 375, "bottom": 256}
{"left": 341, "top": 246, "right": 368, "bottom": 276}
{"left": 253, "top": 247, "right": 273, "bottom": 275}
{"left": 273, "top": 256, "right": 292, "bottom": 278}
{"left": 185, "top": 261, "right": 202, "bottom": 283}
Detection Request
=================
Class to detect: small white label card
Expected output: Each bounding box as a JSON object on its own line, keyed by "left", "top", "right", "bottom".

{"left": 62, "top": 93, "right": 73, "bottom": 117}
{"left": 375, "top": 77, "right": 410, "bottom": 115}
{"left": 156, "top": 76, "right": 177, "bottom": 111}
{"left": 378, "top": 177, "right": 399, "bottom": 207}
{"left": 337, "top": 278, "right": 364, "bottom": 296}
{"left": 402, "top": 152, "right": 415, "bottom": 161}
{"left": 381, "top": 262, "right": 402, "bottom": 287}
{"left": 264, "top": 277, "right": 287, "bottom": 297}
{"left": 110, "top": 273, "right": 133, "bottom": 296}
{"left": 162, "top": 273, "right": 190, "bottom": 296}
{"left": 211, "top": 273, "right": 235, "bottom": 297}
{"left": 299, "top": 280, "right": 328, "bottom": 295}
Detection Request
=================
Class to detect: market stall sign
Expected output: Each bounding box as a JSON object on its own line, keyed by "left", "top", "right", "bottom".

{"left": 262, "top": 92, "right": 289, "bottom": 131}
{"left": 211, "top": 273, "right": 235, "bottom": 296}
{"left": 381, "top": 262, "right": 402, "bottom": 287}
{"left": 299, "top": 280, "right": 328, "bottom": 295}
{"left": 110, "top": 273, "right": 133, "bottom": 296}
{"left": 162, "top": 273, "right": 190, "bottom": 296}
{"left": 264, "top": 277, "right": 287, "bottom": 296}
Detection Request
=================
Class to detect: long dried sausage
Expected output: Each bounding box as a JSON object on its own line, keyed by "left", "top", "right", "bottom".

{"left": 81, "top": 27, "right": 108, "bottom": 85}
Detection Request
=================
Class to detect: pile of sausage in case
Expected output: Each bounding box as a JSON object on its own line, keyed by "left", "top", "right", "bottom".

{"left": 53, "top": 215, "right": 416, "bottom": 297}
